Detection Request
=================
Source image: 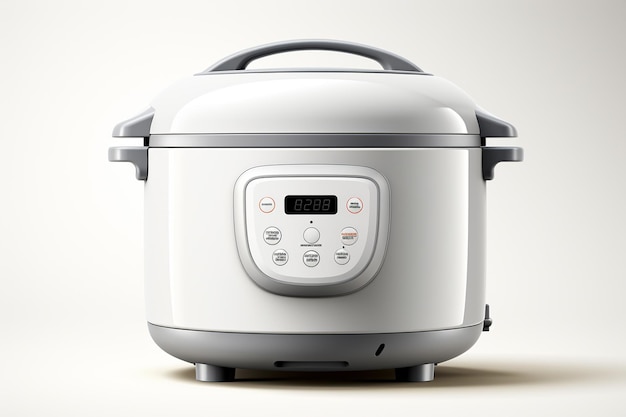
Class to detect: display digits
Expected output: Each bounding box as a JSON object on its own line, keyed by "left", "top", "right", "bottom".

{"left": 285, "top": 196, "right": 338, "bottom": 215}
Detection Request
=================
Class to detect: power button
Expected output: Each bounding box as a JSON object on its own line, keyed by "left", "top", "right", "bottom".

{"left": 259, "top": 197, "right": 275, "bottom": 213}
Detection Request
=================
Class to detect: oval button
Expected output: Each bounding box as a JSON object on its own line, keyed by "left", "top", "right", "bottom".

{"left": 346, "top": 197, "right": 363, "bottom": 214}
{"left": 334, "top": 249, "right": 350, "bottom": 265}
{"left": 303, "top": 227, "right": 320, "bottom": 244}
{"left": 303, "top": 250, "right": 320, "bottom": 267}
{"left": 263, "top": 227, "right": 282, "bottom": 245}
{"left": 340, "top": 227, "right": 358, "bottom": 246}
{"left": 272, "top": 249, "right": 288, "bottom": 266}
{"left": 259, "top": 197, "right": 275, "bottom": 213}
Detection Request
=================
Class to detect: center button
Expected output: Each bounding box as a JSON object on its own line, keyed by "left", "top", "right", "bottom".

{"left": 303, "top": 227, "right": 320, "bottom": 244}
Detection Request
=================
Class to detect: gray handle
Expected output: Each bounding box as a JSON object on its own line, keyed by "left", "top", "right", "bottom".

{"left": 113, "top": 108, "right": 154, "bottom": 138}
{"left": 109, "top": 146, "right": 148, "bottom": 181}
{"left": 201, "top": 39, "right": 423, "bottom": 73}
{"left": 476, "top": 109, "right": 517, "bottom": 138}
{"left": 482, "top": 147, "right": 523, "bottom": 180}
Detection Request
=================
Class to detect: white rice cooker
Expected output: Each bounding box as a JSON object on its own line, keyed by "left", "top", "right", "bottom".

{"left": 109, "top": 40, "right": 522, "bottom": 382}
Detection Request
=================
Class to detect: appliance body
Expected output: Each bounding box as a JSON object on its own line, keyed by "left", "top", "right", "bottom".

{"left": 109, "top": 40, "right": 522, "bottom": 382}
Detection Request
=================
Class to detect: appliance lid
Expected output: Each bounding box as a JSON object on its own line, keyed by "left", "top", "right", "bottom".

{"left": 113, "top": 39, "right": 517, "bottom": 143}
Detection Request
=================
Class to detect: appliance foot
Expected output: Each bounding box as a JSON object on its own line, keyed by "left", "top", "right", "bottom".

{"left": 195, "top": 363, "right": 236, "bottom": 382}
{"left": 395, "top": 363, "right": 435, "bottom": 382}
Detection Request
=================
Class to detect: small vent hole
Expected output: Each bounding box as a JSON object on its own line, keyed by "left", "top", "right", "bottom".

{"left": 375, "top": 344, "right": 385, "bottom": 356}
{"left": 274, "top": 361, "right": 348, "bottom": 369}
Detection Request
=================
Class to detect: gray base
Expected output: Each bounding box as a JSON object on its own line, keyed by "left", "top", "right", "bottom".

{"left": 148, "top": 323, "right": 482, "bottom": 382}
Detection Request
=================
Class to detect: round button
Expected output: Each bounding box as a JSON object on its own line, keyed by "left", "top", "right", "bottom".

{"left": 303, "top": 227, "right": 320, "bottom": 244}
{"left": 272, "top": 249, "right": 288, "bottom": 266}
{"left": 263, "top": 227, "right": 282, "bottom": 245}
{"left": 340, "top": 227, "right": 358, "bottom": 246}
{"left": 347, "top": 197, "right": 363, "bottom": 214}
{"left": 303, "top": 250, "right": 320, "bottom": 267}
{"left": 259, "top": 197, "right": 275, "bottom": 213}
{"left": 334, "top": 249, "right": 350, "bottom": 265}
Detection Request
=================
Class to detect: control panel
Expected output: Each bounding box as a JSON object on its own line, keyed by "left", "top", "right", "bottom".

{"left": 234, "top": 165, "right": 390, "bottom": 297}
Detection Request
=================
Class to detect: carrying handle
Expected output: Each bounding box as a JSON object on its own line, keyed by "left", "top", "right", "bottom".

{"left": 482, "top": 147, "right": 523, "bottom": 180}
{"left": 109, "top": 146, "right": 148, "bottom": 181}
{"left": 200, "top": 39, "right": 423, "bottom": 73}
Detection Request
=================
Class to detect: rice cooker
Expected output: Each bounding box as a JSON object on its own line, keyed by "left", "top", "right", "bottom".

{"left": 109, "top": 39, "right": 523, "bottom": 382}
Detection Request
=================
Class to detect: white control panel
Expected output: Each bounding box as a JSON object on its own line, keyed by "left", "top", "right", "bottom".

{"left": 234, "top": 165, "right": 390, "bottom": 297}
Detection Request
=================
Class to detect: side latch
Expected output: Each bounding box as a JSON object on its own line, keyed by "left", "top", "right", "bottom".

{"left": 108, "top": 146, "right": 148, "bottom": 181}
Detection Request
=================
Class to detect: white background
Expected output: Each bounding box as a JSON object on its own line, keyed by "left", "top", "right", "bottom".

{"left": 1, "top": 0, "right": 625, "bottom": 415}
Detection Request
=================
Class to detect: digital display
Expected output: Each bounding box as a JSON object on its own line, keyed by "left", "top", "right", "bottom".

{"left": 285, "top": 195, "right": 337, "bottom": 215}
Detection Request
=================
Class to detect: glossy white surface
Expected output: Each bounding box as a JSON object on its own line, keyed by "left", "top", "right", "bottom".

{"left": 149, "top": 72, "right": 480, "bottom": 134}
{"left": 144, "top": 148, "right": 482, "bottom": 332}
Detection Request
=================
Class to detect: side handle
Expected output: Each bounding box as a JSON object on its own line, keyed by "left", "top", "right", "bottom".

{"left": 482, "top": 147, "right": 523, "bottom": 180}
{"left": 109, "top": 146, "right": 148, "bottom": 181}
